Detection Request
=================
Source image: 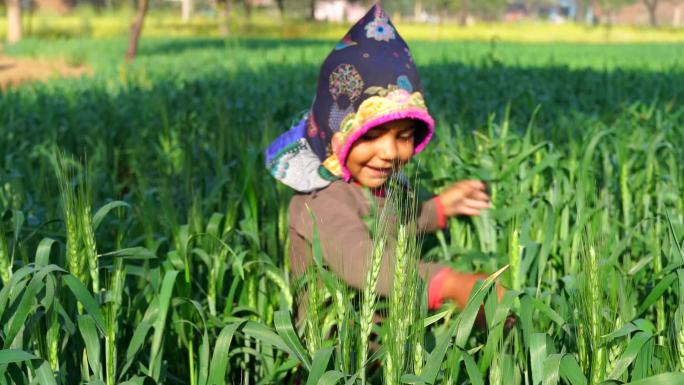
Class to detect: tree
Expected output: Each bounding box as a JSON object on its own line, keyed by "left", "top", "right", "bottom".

{"left": 309, "top": 0, "right": 315, "bottom": 20}
{"left": 570, "top": 0, "right": 602, "bottom": 25}
{"left": 642, "top": 0, "right": 659, "bottom": 26}
{"left": 243, "top": 0, "right": 252, "bottom": 20}
{"left": 597, "top": 0, "right": 633, "bottom": 25}
{"left": 275, "top": 0, "right": 285, "bottom": 19}
{"left": 7, "top": 0, "right": 22, "bottom": 44}
{"left": 181, "top": 0, "right": 193, "bottom": 22}
{"left": 125, "top": 0, "right": 150, "bottom": 62}
{"left": 458, "top": 0, "right": 469, "bottom": 25}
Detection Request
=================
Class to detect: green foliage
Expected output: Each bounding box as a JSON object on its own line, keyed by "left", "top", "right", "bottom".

{"left": 0, "top": 37, "right": 683, "bottom": 384}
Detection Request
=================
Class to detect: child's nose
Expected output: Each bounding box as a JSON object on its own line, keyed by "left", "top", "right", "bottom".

{"left": 378, "top": 137, "right": 398, "bottom": 160}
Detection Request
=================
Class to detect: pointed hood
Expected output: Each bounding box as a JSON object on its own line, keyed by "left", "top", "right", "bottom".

{"left": 266, "top": 3, "right": 434, "bottom": 191}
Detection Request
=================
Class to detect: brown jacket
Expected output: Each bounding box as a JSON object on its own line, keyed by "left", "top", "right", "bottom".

{"left": 288, "top": 180, "right": 446, "bottom": 296}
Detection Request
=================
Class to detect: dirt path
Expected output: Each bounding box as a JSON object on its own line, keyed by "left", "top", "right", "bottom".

{"left": 0, "top": 55, "right": 92, "bottom": 89}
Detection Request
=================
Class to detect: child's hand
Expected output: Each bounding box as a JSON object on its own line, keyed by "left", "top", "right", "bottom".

{"left": 439, "top": 270, "right": 508, "bottom": 330}
{"left": 438, "top": 180, "right": 490, "bottom": 217}
{"left": 440, "top": 271, "right": 504, "bottom": 310}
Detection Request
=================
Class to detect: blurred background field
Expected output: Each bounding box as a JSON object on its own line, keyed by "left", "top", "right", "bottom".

{"left": 2, "top": 0, "right": 684, "bottom": 384}
{"left": 3, "top": 0, "right": 684, "bottom": 45}
{"left": 2, "top": 12, "right": 684, "bottom": 41}
{"left": 2, "top": 0, "right": 684, "bottom": 84}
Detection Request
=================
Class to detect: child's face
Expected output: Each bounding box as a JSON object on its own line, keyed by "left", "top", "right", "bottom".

{"left": 344, "top": 118, "right": 417, "bottom": 188}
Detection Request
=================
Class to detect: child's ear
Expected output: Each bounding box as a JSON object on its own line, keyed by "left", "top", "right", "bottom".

{"left": 331, "top": 132, "right": 344, "bottom": 155}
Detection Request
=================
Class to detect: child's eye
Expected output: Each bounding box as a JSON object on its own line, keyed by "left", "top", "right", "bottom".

{"left": 398, "top": 130, "right": 415, "bottom": 140}
{"left": 360, "top": 133, "right": 378, "bottom": 141}
{"left": 360, "top": 130, "right": 382, "bottom": 140}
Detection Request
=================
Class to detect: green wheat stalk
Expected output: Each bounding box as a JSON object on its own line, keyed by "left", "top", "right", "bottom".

{"left": 606, "top": 315, "right": 624, "bottom": 379}
{"left": 678, "top": 307, "right": 684, "bottom": 372}
{"left": 305, "top": 268, "right": 323, "bottom": 356}
{"left": 81, "top": 193, "right": 99, "bottom": 293}
{"left": 53, "top": 154, "right": 85, "bottom": 285}
{"left": 509, "top": 228, "right": 521, "bottom": 292}
{"left": 358, "top": 181, "right": 396, "bottom": 383}
{"left": 358, "top": 234, "right": 386, "bottom": 381}
{"left": 385, "top": 223, "right": 409, "bottom": 385}
{"left": 576, "top": 240, "right": 608, "bottom": 385}
{"left": 385, "top": 175, "right": 426, "bottom": 384}
{"left": 0, "top": 225, "right": 10, "bottom": 285}
{"left": 676, "top": 270, "right": 684, "bottom": 372}
{"left": 106, "top": 257, "right": 125, "bottom": 385}
{"left": 47, "top": 302, "right": 60, "bottom": 372}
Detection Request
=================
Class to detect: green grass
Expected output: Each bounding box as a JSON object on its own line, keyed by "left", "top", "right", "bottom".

{"left": 0, "top": 36, "right": 684, "bottom": 384}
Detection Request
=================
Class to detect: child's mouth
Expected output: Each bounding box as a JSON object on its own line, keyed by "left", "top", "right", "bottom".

{"left": 366, "top": 165, "right": 392, "bottom": 177}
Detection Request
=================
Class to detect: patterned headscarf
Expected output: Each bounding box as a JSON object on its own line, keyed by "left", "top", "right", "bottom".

{"left": 266, "top": 3, "right": 434, "bottom": 192}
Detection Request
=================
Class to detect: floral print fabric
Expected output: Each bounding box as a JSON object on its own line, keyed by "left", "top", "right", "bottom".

{"left": 365, "top": 8, "right": 396, "bottom": 42}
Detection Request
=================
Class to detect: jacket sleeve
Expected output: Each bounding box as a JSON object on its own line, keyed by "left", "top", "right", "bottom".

{"left": 290, "top": 187, "right": 446, "bottom": 297}
{"left": 416, "top": 196, "right": 447, "bottom": 233}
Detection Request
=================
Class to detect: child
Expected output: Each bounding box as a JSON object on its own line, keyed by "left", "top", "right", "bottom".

{"left": 266, "top": 4, "right": 494, "bottom": 314}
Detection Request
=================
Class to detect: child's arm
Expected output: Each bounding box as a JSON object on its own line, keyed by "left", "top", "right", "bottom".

{"left": 417, "top": 179, "right": 502, "bottom": 309}
{"left": 290, "top": 181, "right": 498, "bottom": 312}
{"left": 416, "top": 197, "right": 447, "bottom": 232}
{"left": 416, "top": 180, "right": 490, "bottom": 233}
{"left": 290, "top": 184, "right": 444, "bottom": 299}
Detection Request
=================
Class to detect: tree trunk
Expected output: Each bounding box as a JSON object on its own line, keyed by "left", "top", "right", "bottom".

{"left": 243, "top": 0, "right": 252, "bottom": 20}
{"left": 458, "top": 0, "right": 470, "bottom": 26}
{"left": 27, "top": 1, "right": 34, "bottom": 36}
{"left": 7, "top": 0, "right": 22, "bottom": 44}
{"left": 588, "top": 0, "right": 600, "bottom": 25}
{"left": 125, "top": 0, "right": 149, "bottom": 62}
{"left": 310, "top": 0, "right": 316, "bottom": 20}
{"left": 643, "top": 0, "right": 658, "bottom": 27}
{"left": 276, "top": 0, "right": 285, "bottom": 19}
{"left": 606, "top": 9, "right": 614, "bottom": 27}
{"left": 181, "top": 0, "right": 193, "bottom": 23}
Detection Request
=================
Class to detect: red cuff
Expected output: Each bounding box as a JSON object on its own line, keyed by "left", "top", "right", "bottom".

{"left": 427, "top": 268, "right": 452, "bottom": 310}
{"left": 434, "top": 196, "right": 447, "bottom": 229}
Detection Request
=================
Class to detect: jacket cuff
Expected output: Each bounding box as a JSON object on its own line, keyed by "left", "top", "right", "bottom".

{"left": 427, "top": 267, "right": 452, "bottom": 310}
{"left": 433, "top": 196, "right": 447, "bottom": 229}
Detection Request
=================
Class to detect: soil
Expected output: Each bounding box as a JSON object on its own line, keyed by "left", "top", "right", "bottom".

{"left": 0, "top": 55, "right": 92, "bottom": 89}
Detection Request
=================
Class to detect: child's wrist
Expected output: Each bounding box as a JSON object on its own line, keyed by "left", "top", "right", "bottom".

{"left": 441, "top": 271, "right": 485, "bottom": 310}
{"left": 433, "top": 195, "right": 447, "bottom": 229}
{"left": 427, "top": 267, "right": 452, "bottom": 310}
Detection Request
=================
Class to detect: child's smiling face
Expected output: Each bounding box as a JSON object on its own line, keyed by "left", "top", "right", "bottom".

{"left": 338, "top": 118, "right": 418, "bottom": 188}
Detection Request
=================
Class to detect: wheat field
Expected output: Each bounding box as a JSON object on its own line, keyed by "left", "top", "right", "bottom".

{"left": 0, "top": 36, "right": 683, "bottom": 384}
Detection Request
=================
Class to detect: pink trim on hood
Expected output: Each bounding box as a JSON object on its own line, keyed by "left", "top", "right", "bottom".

{"left": 338, "top": 109, "right": 435, "bottom": 181}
